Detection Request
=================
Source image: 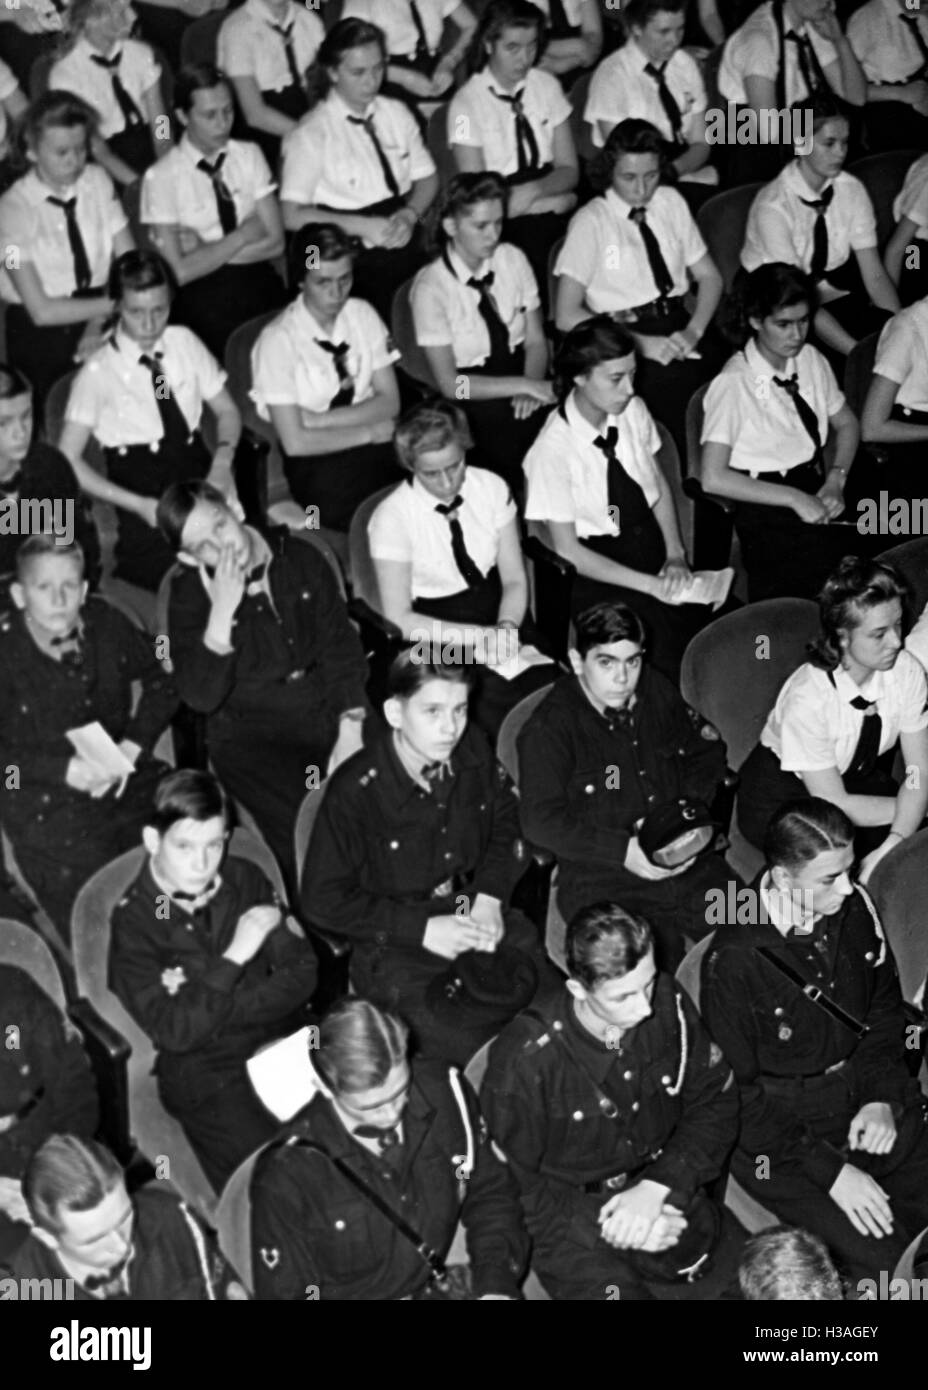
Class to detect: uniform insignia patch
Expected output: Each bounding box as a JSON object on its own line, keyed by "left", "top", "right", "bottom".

{"left": 700, "top": 723, "right": 720, "bottom": 741}
{"left": 260, "top": 1247, "right": 280, "bottom": 1270}
{"left": 708, "top": 1042, "right": 723, "bottom": 1067}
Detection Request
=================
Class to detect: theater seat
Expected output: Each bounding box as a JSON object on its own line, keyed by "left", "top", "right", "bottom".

{"left": 847, "top": 150, "right": 922, "bottom": 254}
{"left": 680, "top": 597, "right": 820, "bottom": 879}
{"left": 696, "top": 183, "right": 764, "bottom": 293}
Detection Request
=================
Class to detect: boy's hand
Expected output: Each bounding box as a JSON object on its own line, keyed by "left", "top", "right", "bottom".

{"left": 223, "top": 904, "right": 282, "bottom": 965}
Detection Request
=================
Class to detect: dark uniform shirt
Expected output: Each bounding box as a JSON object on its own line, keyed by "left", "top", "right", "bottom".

{"left": 702, "top": 879, "right": 922, "bottom": 1192}
{"left": 0, "top": 966, "right": 98, "bottom": 1180}
{"left": 166, "top": 528, "right": 369, "bottom": 732}
{"left": 0, "top": 442, "right": 101, "bottom": 589}
{"left": 299, "top": 725, "right": 527, "bottom": 959}
{"left": 517, "top": 668, "right": 727, "bottom": 889}
{"left": 0, "top": 596, "right": 178, "bottom": 821}
{"left": 109, "top": 856, "right": 318, "bottom": 1106}
{"left": 0, "top": 1186, "right": 238, "bottom": 1299}
{"left": 480, "top": 977, "right": 738, "bottom": 1251}
{"left": 250, "top": 1060, "right": 529, "bottom": 1301}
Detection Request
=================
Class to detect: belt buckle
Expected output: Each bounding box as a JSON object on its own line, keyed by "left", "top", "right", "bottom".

{"left": 604, "top": 1172, "right": 629, "bottom": 1192}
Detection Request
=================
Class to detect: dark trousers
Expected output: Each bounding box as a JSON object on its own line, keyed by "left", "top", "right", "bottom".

{"left": 106, "top": 432, "right": 212, "bottom": 590}
{"left": 282, "top": 441, "right": 402, "bottom": 533}
{"left": 351, "top": 238, "right": 430, "bottom": 325}
{"left": 862, "top": 100, "right": 928, "bottom": 155}
{"left": 209, "top": 698, "right": 340, "bottom": 897}
{"left": 173, "top": 260, "right": 288, "bottom": 361}
{"left": 7, "top": 308, "right": 90, "bottom": 426}
{"left": 460, "top": 396, "right": 547, "bottom": 500}
{"left": 559, "top": 850, "right": 738, "bottom": 973}
{"left": 350, "top": 907, "right": 561, "bottom": 1068}
{"left": 632, "top": 331, "right": 725, "bottom": 468}
{"left": 533, "top": 1194, "right": 746, "bottom": 1301}
{"left": 160, "top": 1063, "right": 279, "bottom": 1194}
{"left": 733, "top": 1083, "right": 928, "bottom": 1286}
{"left": 505, "top": 209, "right": 572, "bottom": 318}
{"left": 737, "top": 742, "right": 898, "bottom": 858}
{"left": 6, "top": 757, "right": 169, "bottom": 942}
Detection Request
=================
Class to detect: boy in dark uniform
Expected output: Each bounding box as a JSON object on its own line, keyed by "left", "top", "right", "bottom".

{"left": 0, "top": 968, "right": 99, "bottom": 1260}
{"left": 0, "top": 363, "right": 100, "bottom": 590}
{"left": 109, "top": 769, "right": 319, "bottom": 1194}
{"left": 157, "top": 480, "right": 370, "bottom": 892}
{"left": 0, "top": 1133, "right": 247, "bottom": 1299}
{"left": 299, "top": 647, "right": 554, "bottom": 1064}
{"left": 480, "top": 900, "right": 744, "bottom": 1301}
{"left": 250, "top": 998, "right": 528, "bottom": 1300}
{"left": 517, "top": 601, "right": 736, "bottom": 970}
{"left": 0, "top": 535, "right": 177, "bottom": 940}
{"left": 702, "top": 796, "right": 928, "bottom": 1286}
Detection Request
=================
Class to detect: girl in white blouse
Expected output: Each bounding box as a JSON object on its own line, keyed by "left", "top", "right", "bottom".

{"left": 50, "top": 0, "right": 168, "bottom": 185}
{"left": 860, "top": 293, "right": 928, "bottom": 496}
{"left": 738, "top": 556, "right": 928, "bottom": 882}
{"left": 701, "top": 262, "right": 865, "bottom": 603}
{"left": 447, "top": 0, "right": 578, "bottom": 305}
{"left": 341, "top": 0, "right": 477, "bottom": 113}
{"left": 251, "top": 221, "right": 402, "bottom": 532}
{"left": 369, "top": 397, "right": 554, "bottom": 736}
{"left": 411, "top": 170, "right": 552, "bottom": 495}
{"left": 884, "top": 152, "right": 928, "bottom": 308}
{"left": 523, "top": 313, "right": 706, "bottom": 682}
{"left": 279, "top": 17, "right": 439, "bottom": 322}
{"left": 555, "top": 117, "right": 723, "bottom": 461}
{"left": 0, "top": 90, "right": 135, "bottom": 416}
{"left": 58, "top": 249, "right": 243, "bottom": 591}
{"left": 741, "top": 97, "right": 899, "bottom": 362}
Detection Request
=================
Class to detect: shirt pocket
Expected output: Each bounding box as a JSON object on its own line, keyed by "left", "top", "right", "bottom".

{"left": 565, "top": 763, "right": 614, "bottom": 819}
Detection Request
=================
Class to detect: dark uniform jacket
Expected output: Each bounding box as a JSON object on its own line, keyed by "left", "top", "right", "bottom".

{"left": 0, "top": 597, "right": 178, "bottom": 826}
{"left": 250, "top": 1060, "right": 529, "bottom": 1301}
{"left": 0, "top": 1186, "right": 237, "bottom": 1299}
{"left": 166, "top": 528, "right": 368, "bottom": 734}
{"left": 480, "top": 978, "right": 738, "bottom": 1251}
{"left": 0, "top": 966, "right": 98, "bottom": 1179}
{"left": 0, "top": 443, "right": 101, "bottom": 588}
{"left": 300, "top": 726, "right": 527, "bottom": 962}
{"left": 702, "top": 879, "right": 923, "bottom": 1192}
{"left": 109, "top": 856, "right": 318, "bottom": 1107}
{"left": 516, "top": 670, "right": 727, "bottom": 912}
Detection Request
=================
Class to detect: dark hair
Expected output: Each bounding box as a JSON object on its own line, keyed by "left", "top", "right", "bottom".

{"left": 156, "top": 479, "right": 228, "bottom": 552}
{"left": 467, "top": 0, "right": 546, "bottom": 73}
{"left": 0, "top": 363, "right": 31, "bottom": 400}
{"left": 24, "top": 1135, "right": 124, "bottom": 1236}
{"left": 393, "top": 398, "right": 472, "bottom": 472}
{"left": 764, "top": 797, "right": 854, "bottom": 873}
{"left": 796, "top": 92, "right": 850, "bottom": 142}
{"left": 624, "top": 0, "right": 687, "bottom": 29}
{"left": 22, "top": 90, "right": 97, "bottom": 161}
{"left": 108, "top": 248, "right": 176, "bottom": 302}
{"left": 590, "top": 117, "right": 665, "bottom": 193}
{"left": 312, "top": 999, "right": 409, "bottom": 1095}
{"left": 739, "top": 1227, "right": 844, "bottom": 1301}
{"left": 287, "top": 221, "right": 360, "bottom": 295}
{"left": 566, "top": 901, "right": 653, "bottom": 988}
{"left": 552, "top": 314, "right": 636, "bottom": 404}
{"left": 147, "top": 767, "right": 232, "bottom": 835}
{"left": 63, "top": 0, "right": 111, "bottom": 43}
{"left": 721, "top": 262, "right": 814, "bottom": 348}
{"left": 386, "top": 645, "right": 478, "bottom": 699}
{"left": 305, "top": 18, "right": 387, "bottom": 109}
{"left": 573, "top": 601, "right": 647, "bottom": 657}
{"left": 427, "top": 171, "right": 508, "bottom": 254}
{"left": 808, "top": 556, "right": 909, "bottom": 670}
{"left": 174, "top": 62, "right": 232, "bottom": 115}
{"left": 15, "top": 534, "right": 85, "bottom": 579}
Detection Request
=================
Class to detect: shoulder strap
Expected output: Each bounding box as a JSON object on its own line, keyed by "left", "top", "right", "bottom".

{"left": 756, "top": 946, "right": 870, "bottom": 1038}
{"left": 259, "top": 1133, "right": 449, "bottom": 1285}
{"left": 520, "top": 1006, "right": 622, "bottom": 1118}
